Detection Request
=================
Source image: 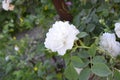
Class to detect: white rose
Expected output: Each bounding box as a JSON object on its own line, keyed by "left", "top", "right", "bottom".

{"left": 2, "top": 0, "right": 14, "bottom": 11}
{"left": 114, "top": 23, "right": 120, "bottom": 38}
{"left": 2, "top": 0, "right": 9, "bottom": 11}
{"left": 99, "top": 33, "right": 120, "bottom": 57}
{"left": 44, "top": 21, "right": 79, "bottom": 55}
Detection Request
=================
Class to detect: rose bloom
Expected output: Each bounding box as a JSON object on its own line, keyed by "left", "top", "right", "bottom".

{"left": 2, "top": 0, "right": 9, "bottom": 11}
{"left": 2, "top": 0, "right": 14, "bottom": 11}
{"left": 99, "top": 33, "right": 120, "bottom": 57}
{"left": 44, "top": 21, "right": 79, "bottom": 55}
{"left": 114, "top": 22, "right": 120, "bottom": 38}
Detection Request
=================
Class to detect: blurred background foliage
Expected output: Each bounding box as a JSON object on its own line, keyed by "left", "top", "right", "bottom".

{"left": 0, "top": 0, "right": 56, "bottom": 34}
{"left": 0, "top": 0, "right": 120, "bottom": 80}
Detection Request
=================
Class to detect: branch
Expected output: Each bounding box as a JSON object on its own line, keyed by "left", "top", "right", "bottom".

{"left": 52, "top": 0, "right": 73, "bottom": 22}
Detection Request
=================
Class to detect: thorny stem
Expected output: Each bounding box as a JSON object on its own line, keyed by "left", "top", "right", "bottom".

{"left": 70, "top": 45, "right": 89, "bottom": 54}
{"left": 70, "top": 40, "right": 90, "bottom": 53}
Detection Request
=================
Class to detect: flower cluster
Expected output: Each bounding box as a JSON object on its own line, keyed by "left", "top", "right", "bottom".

{"left": 2, "top": 0, "right": 14, "bottom": 11}
{"left": 99, "top": 22, "right": 120, "bottom": 57}
{"left": 44, "top": 21, "right": 79, "bottom": 55}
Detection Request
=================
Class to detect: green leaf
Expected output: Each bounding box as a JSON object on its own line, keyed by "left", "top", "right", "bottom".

{"left": 6, "top": 63, "right": 13, "bottom": 74}
{"left": 79, "top": 68, "right": 91, "bottom": 80}
{"left": 114, "top": 69, "right": 120, "bottom": 80}
{"left": 13, "top": 70, "right": 23, "bottom": 79}
{"left": 78, "top": 50, "right": 90, "bottom": 58}
{"left": 77, "top": 32, "right": 88, "bottom": 38}
{"left": 73, "top": 14, "right": 81, "bottom": 27}
{"left": 102, "top": 9, "right": 109, "bottom": 17}
{"left": 92, "top": 56, "right": 106, "bottom": 64}
{"left": 86, "top": 24, "right": 95, "bottom": 32}
{"left": 88, "top": 44, "right": 96, "bottom": 56}
{"left": 71, "top": 56, "right": 85, "bottom": 68}
{"left": 91, "top": 63, "right": 112, "bottom": 77}
{"left": 64, "top": 53, "right": 71, "bottom": 66}
{"left": 64, "top": 64, "right": 78, "bottom": 80}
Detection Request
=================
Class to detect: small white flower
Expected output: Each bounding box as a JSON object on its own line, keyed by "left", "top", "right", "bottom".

{"left": 114, "top": 23, "right": 120, "bottom": 38}
{"left": 5, "top": 56, "right": 9, "bottom": 61}
{"left": 2, "top": 0, "right": 14, "bottom": 11}
{"left": 74, "top": 67, "right": 82, "bottom": 74}
{"left": 2, "top": 0, "right": 9, "bottom": 11}
{"left": 99, "top": 33, "right": 120, "bottom": 57}
{"left": 14, "top": 45, "right": 19, "bottom": 51}
{"left": 44, "top": 21, "right": 79, "bottom": 55}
